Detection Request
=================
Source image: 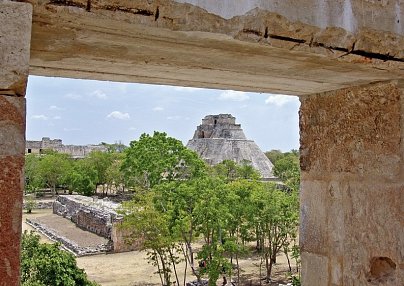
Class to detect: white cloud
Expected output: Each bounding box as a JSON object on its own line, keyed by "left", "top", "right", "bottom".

{"left": 107, "top": 111, "right": 130, "bottom": 120}
{"left": 128, "top": 127, "right": 136, "bottom": 131}
{"left": 89, "top": 90, "right": 107, "bottom": 99}
{"left": 31, "top": 115, "right": 48, "bottom": 120}
{"left": 152, "top": 106, "right": 164, "bottom": 112}
{"left": 53, "top": 116, "right": 62, "bottom": 120}
{"left": 218, "top": 90, "right": 250, "bottom": 102}
{"left": 49, "top": 105, "right": 64, "bottom": 111}
{"left": 265, "top": 94, "right": 298, "bottom": 107}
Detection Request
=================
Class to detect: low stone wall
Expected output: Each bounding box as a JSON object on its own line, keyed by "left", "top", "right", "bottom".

{"left": 53, "top": 195, "right": 139, "bottom": 253}
{"left": 54, "top": 195, "right": 119, "bottom": 238}
{"left": 26, "top": 218, "right": 110, "bottom": 256}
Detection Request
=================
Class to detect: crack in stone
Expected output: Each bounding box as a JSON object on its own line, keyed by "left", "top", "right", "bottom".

{"left": 243, "top": 28, "right": 262, "bottom": 37}
{"left": 48, "top": 0, "right": 86, "bottom": 10}
{"left": 268, "top": 33, "right": 306, "bottom": 44}
{"left": 47, "top": 1, "right": 155, "bottom": 17}
{"left": 311, "top": 41, "right": 403, "bottom": 62}
{"left": 101, "top": 5, "right": 154, "bottom": 16}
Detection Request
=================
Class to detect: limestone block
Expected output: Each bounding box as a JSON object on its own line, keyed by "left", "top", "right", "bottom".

{"left": 342, "top": 182, "right": 404, "bottom": 285}
{"left": 0, "top": 95, "right": 26, "bottom": 156}
{"left": 300, "top": 179, "right": 329, "bottom": 255}
{"left": 300, "top": 175, "right": 404, "bottom": 285}
{"left": 313, "top": 27, "right": 356, "bottom": 50}
{"left": 0, "top": 1, "right": 32, "bottom": 96}
{"left": 301, "top": 252, "right": 329, "bottom": 286}
{"left": 355, "top": 28, "right": 404, "bottom": 59}
{"left": 300, "top": 81, "right": 401, "bottom": 180}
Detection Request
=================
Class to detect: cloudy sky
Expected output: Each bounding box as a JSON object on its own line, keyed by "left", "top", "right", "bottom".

{"left": 26, "top": 76, "right": 300, "bottom": 152}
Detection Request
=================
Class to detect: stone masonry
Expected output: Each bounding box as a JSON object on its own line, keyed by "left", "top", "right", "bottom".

{"left": 53, "top": 195, "right": 140, "bottom": 253}
{"left": 1, "top": 0, "right": 403, "bottom": 285}
{"left": 299, "top": 81, "right": 404, "bottom": 285}
{"left": 0, "top": 2, "right": 32, "bottom": 285}
{"left": 26, "top": 137, "right": 107, "bottom": 158}
{"left": 187, "top": 114, "right": 276, "bottom": 180}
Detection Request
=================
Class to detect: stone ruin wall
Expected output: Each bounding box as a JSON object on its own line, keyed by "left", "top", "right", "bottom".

{"left": 194, "top": 114, "right": 247, "bottom": 140}
{"left": 188, "top": 114, "right": 276, "bottom": 180}
{"left": 26, "top": 137, "right": 108, "bottom": 158}
{"left": 53, "top": 195, "right": 140, "bottom": 253}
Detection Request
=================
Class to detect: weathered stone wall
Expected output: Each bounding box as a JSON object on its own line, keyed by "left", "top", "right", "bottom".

{"left": 26, "top": 137, "right": 107, "bottom": 158}
{"left": 176, "top": 0, "right": 403, "bottom": 35}
{"left": 111, "top": 221, "right": 143, "bottom": 253}
{"left": 53, "top": 195, "right": 139, "bottom": 253}
{"left": 0, "top": 1, "right": 32, "bottom": 285}
{"left": 299, "top": 81, "right": 404, "bottom": 285}
{"left": 54, "top": 195, "right": 119, "bottom": 238}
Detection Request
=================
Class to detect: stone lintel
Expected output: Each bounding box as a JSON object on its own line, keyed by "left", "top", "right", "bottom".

{"left": 0, "top": 1, "right": 32, "bottom": 96}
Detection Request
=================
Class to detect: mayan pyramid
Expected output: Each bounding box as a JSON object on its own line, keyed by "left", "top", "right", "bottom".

{"left": 187, "top": 114, "right": 276, "bottom": 180}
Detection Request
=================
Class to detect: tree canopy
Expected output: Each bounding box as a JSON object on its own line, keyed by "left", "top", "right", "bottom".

{"left": 120, "top": 134, "right": 300, "bottom": 285}
{"left": 21, "top": 231, "right": 98, "bottom": 286}
{"left": 121, "top": 131, "right": 206, "bottom": 189}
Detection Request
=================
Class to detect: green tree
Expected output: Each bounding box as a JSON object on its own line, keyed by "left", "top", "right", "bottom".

{"left": 121, "top": 132, "right": 206, "bottom": 190}
{"left": 273, "top": 151, "right": 300, "bottom": 191}
{"left": 237, "top": 160, "right": 261, "bottom": 180}
{"left": 211, "top": 160, "right": 260, "bottom": 182}
{"left": 251, "top": 185, "right": 299, "bottom": 281}
{"left": 21, "top": 231, "right": 98, "bottom": 286}
{"left": 264, "top": 149, "right": 283, "bottom": 165}
{"left": 193, "top": 178, "right": 231, "bottom": 286}
{"left": 24, "top": 194, "right": 37, "bottom": 214}
{"left": 121, "top": 192, "right": 180, "bottom": 285}
{"left": 86, "top": 151, "right": 114, "bottom": 195}
{"left": 36, "top": 151, "right": 72, "bottom": 195}
{"left": 25, "top": 154, "right": 43, "bottom": 193}
{"left": 64, "top": 159, "right": 97, "bottom": 196}
{"left": 105, "top": 155, "right": 125, "bottom": 193}
{"left": 152, "top": 180, "right": 203, "bottom": 283}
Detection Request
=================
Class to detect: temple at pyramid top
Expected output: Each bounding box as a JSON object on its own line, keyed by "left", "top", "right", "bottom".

{"left": 187, "top": 114, "right": 276, "bottom": 180}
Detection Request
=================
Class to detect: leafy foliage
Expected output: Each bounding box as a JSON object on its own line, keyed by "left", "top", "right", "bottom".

{"left": 21, "top": 231, "right": 97, "bottom": 286}
{"left": 120, "top": 134, "right": 300, "bottom": 285}
{"left": 25, "top": 148, "right": 125, "bottom": 197}
{"left": 265, "top": 149, "right": 300, "bottom": 191}
{"left": 121, "top": 131, "right": 206, "bottom": 189}
{"left": 264, "top": 149, "right": 284, "bottom": 165}
{"left": 24, "top": 194, "right": 37, "bottom": 213}
{"left": 211, "top": 159, "right": 260, "bottom": 182}
{"left": 36, "top": 150, "right": 72, "bottom": 193}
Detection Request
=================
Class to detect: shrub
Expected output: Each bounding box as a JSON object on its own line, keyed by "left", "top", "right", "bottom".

{"left": 21, "top": 231, "right": 98, "bottom": 286}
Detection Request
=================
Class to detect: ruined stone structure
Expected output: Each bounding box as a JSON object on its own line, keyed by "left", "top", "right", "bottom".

{"left": 53, "top": 195, "right": 139, "bottom": 253}
{"left": 26, "top": 137, "right": 107, "bottom": 158}
{"left": 187, "top": 114, "right": 276, "bottom": 180}
{"left": 1, "top": 0, "right": 403, "bottom": 285}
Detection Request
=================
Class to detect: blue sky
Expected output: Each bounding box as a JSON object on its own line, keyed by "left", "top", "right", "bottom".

{"left": 26, "top": 76, "right": 300, "bottom": 152}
